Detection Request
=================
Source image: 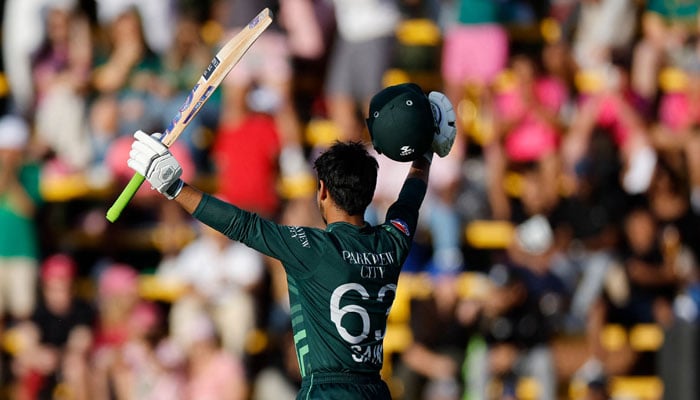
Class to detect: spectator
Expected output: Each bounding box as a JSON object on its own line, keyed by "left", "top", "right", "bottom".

{"left": 501, "top": 162, "right": 571, "bottom": 330}
{"left": 158, "top": 15, "right": 214, "bottom": 172}
{"left": 216, "top": 0, "right": 322, "bottom": 189}
{"left": 91, "top": 6, "right": 164, "bottom": 136}
{"left": 647, "top": 158, "right": 700, "bottom": 263}
{"left": 579, "top": 199, "right": 682, "bottom": 383}
{"left": 31, "top": 2, "right": 93, "bottom": 173}
{"left": 108, "top": 301, "right": 185, "bottom": 400}
{"left": 90, "top": 262, "right": 141, "bottom": 399}
{"left": 2, "top": 0, "right": 73, "bottom": 115}
{"left": 250, "top": 322, "right": 301, "bottom": 400}
{"left": 182, "top": 312, "right": 248, "bottom": 400}
{"left": 562, "top": 51, "right": 656, "bottom": 197}
{"left": 631, "top": 0, "right": 699, "bottom": 103}
{"left": 159, "top": 220, "right": 266, "bottom": 357}
{"left": 395, "top": 271, "right": 478, "bottom": 400}
{"left": 30, "top": 2, "right": 92, "bottom": 107}
{"left": 0, "top": 113, "right": 42, "bottom": 323}
{"left": 651, "top": 51, "right": 700, "bottom": 214}
{"left": 324, "top": 0, "right": 401, "bottom": 142}
{"left": 570, "top": 0, "right": 638, "bottom": 71}
{"left": 439, "top": 0, "right": 508, "bottom": 111}
{"left": 210, "top": 113, "right": 282, "bottom": 219}
{"left": 95, "top": 0, "right": 175, "bottom": 55}
{"left": 489, "top": 50, "right": 566, "bottom": 220}
{"left": 471, "top": 263, "right": 557, "bottom": 400}
{"left": 11, "top": 253, "right": 95, "bottom": 400}
{"left": 86, "top": 93, "right": 120, "bottom": 178}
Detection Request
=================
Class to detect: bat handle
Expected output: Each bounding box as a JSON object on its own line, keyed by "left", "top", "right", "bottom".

{"left": 105, "top": 173, "right": 146, "bottom": 222}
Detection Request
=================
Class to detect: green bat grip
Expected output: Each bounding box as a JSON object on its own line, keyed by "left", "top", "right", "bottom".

{"left": 106, "top": 173, "right": 146, "bottom": 222}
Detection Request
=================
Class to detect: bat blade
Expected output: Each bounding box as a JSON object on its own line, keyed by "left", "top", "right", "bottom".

{"left": 106, "top": 8, "right": 273, "bottom": 223}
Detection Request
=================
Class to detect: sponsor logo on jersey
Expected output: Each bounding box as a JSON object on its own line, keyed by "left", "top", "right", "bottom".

{"left": 390, "top": 219, "right": 410, "bottom": 236}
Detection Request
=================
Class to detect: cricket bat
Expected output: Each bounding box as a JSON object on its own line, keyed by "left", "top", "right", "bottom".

{"left": 106, "top": 8, "right": 273, "bottom": 222}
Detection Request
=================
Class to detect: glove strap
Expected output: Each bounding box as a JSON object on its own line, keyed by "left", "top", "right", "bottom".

{"left": 164, "top": 179, "right": 184, "bottom": 200}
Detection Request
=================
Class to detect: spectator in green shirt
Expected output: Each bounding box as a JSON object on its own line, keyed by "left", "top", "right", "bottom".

{"left": 0, "top": 113, "right": 42, "bottom": 322}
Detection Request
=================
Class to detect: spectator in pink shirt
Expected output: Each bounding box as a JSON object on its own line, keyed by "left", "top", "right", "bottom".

{"left": 488, "top": 51, "right": 567, "bottom": 220}
{"left": 652, "top": 56, "right": 700, "bottom": 213}
{"left": 562, "top": 54, "right": 657, "bottom": 196}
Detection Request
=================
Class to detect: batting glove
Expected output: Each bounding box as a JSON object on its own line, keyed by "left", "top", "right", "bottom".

{"left": 127, "top": 130, "right": 184, "bottom": 199}
{"left": 428, "top": 91, "right": 457, "bottom": 158}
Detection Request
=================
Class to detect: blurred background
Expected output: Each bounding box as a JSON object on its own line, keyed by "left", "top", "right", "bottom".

{"left": 0, "top": 0, "right": 699, "bottom": 399}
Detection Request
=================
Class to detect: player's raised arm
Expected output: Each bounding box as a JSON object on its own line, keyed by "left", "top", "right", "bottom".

{"left": 365, "top": 83, "right": 456, "bottom": 237}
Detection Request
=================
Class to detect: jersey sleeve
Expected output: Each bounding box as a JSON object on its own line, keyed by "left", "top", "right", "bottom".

{"left": 192, "top": 193, "right": 323, "bottom": 276}
{"left": 383, "top": 177, "right": 427, "bottom": 241}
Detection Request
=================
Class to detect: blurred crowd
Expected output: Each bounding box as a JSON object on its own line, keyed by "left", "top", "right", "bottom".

{"left": 1, "top": 0, "right": 700, "bottom": 399}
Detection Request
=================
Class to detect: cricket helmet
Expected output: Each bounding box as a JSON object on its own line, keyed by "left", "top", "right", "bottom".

{"left": 366, "top": 83, "right": 434, "bottom": 162}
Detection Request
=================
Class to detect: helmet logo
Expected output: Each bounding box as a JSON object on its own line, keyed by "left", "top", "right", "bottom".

{"left": 399, "top": 146, "right": 415, "bottom": 156}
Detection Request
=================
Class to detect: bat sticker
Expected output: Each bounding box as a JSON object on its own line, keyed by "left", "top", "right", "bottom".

{"left": 183, "top": 86, "right": 215, "bottom": 125}
{"left": 203, "top": 57, "right": 220, "bottom": 80}
{"left": 249, "top": 14, "right": 262, "bottom": 28}
{"left": 164, "top": 83, "right": 199, "bottom": 135}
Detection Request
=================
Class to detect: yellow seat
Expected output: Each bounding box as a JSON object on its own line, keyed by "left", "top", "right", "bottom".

{"left": 383, "top": 323, "right": 413, "bottom": 355}
{"left": 277, "top": 173, "right": 317, "bottom": 199}
{"left": 382, "top": 68, "right": 412, "bottom": 87}
{"left": 1, "top": 326, "right": 28, "bottom": 355}
{"left": 465, "top": 220, "right": 515, "bottom": 249}
{"left": 0, "top": 72, "right": 9, "bottom": 97}
{"left": 395, "top": 19, "right": 441, "bottom": 46}
{"left": 41, "top": 172, "right": 107, "bottom": 202}
{"left": 305, "top": 118, "right": 340, "bottom": 147}
{"left": 629, "top": 323, "right": 664, "bottom": 352}
{"left": 568, "top": 378, "right": 588, "bottom": 399}
{"left": 600, "top": 323, "right": 628, "bottom": 352}
{"left": 610, "top": 376, "right": 663, "bottom": 400}
{"left": 457, "top": 272, "right": 491, "bottom": 300}
{"left": 516, "top": 377, "right": 541, "bottom": 400}
{"left": 600, "top": 323, "right": 665, "bottom": 352}
{"left": 574, "top": 69, "right": 607, "bottom": 94}
{"left": 388, "top": 274, "right": 414, "bottom": 324}
{"left": 382, "top": 322, "right": 414, "bottom": 381}
{"left": 658, "top": 66, "right": 688, "bottom": 93}
{"left": 138, "top": 275, "right": 188, "bottom": 302}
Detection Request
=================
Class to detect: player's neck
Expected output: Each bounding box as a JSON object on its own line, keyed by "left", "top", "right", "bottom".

{"left": 326, "top": 211, "right": 365, "bottom": 227}
{"left": 322, "top": 200, "right": 365, "bottom": 227}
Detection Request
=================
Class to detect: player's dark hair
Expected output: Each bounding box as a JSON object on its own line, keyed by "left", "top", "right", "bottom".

{"left": 313, "top": 141, "right": 378, "bottom": 216}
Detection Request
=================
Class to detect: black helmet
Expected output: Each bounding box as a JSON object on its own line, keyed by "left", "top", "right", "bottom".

{"left": 366, "top": 83, "right": 434, "bottom": 162}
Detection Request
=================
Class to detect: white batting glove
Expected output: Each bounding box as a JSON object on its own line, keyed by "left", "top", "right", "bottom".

{"left": 127, "top": 130, "right": 184, "bottom": 199}
{"left": 428, "top": 91, "right": 457, "bottom": 158}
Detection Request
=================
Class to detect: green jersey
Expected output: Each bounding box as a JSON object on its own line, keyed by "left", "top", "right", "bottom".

{"left": 0, "top": 162, "right": 42, "bottom": 259}
{"left": 193, "top": 178, "right": 426, "bottom": 379}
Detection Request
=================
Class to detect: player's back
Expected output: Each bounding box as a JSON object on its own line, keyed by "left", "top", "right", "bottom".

{"left": 285, "top": 220, "right": 409, "bottom": 399}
